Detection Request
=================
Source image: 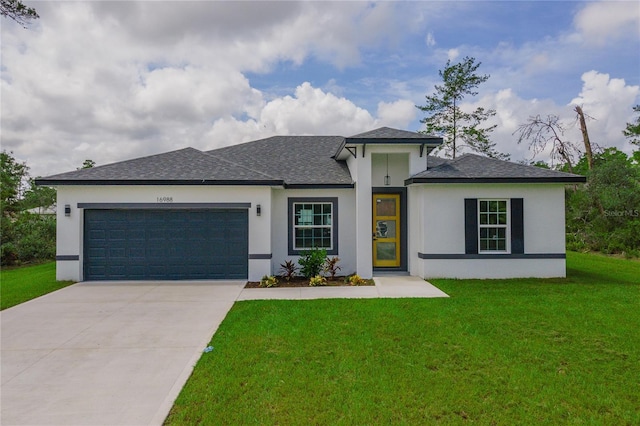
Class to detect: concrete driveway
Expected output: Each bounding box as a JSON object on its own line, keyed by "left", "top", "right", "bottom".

{"left": 1, "top": 280, "right": 245, "bottom": 426}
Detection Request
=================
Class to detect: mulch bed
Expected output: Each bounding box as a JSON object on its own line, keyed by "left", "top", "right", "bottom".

{"left": 245, "top": 276, "right": 374, "bottom": 288}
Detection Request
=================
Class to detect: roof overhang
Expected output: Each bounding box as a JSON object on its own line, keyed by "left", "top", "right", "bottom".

{"left": 283, "top": 183, "right": 355, "bottom": 189}
{"left": 35, "top": 179, "right": 285, "bottom": 186}
{"left": 404, "top": 176, "right": 587, "bottom": 185}
{"left": 333, "top": 137, "right": 443, "bottom": 160}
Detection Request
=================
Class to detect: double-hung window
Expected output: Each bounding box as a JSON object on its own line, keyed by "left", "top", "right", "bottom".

{"left": 288, "top": 198, "right": 338, "bottom": 255}
{"left": 465, "top": 198, "right": 523, "bottom": 255}
{"left": 478, "top": 200, "right": 508, "bottom": 252}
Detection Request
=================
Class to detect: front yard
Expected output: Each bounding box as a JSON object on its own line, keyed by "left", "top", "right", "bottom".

{"left": 166, "top": 252, "right": 639, "bottom": 424}
{"left": 0, "top": 262, "right": 74, "bottom": 310}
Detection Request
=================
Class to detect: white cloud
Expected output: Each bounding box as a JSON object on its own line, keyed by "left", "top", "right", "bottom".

{"left": 132, "top": 66, "right": 263, "bottom": 121}
{"left": 447, "top": 48, "right": 459, "bottom": 61}
{"left": 570, "top": 71, "right": 640, "bottom": 151}
{"left": 464, "top": 71, "right": 639, "bottom": 164}
{"left": 377, "top": 100, "right": 417, "bottom": 129}
{"left": 425, "top": 32, "right": 436, "bottom": 47}
{"left": 0, "top": 1, "right": 415, "bottom": 175}
{"left": 574, "top": 1, "right": 640, "bottom": 45}
{"left": 205, "top": 82, "right": 382, "bottom": 147}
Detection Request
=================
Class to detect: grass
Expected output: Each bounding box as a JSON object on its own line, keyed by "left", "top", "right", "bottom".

{"left": 0, "top": 262, "right": 75, "bottom": 310}
{"left": 166, "top": 252, "right": 639, "bottom": 425}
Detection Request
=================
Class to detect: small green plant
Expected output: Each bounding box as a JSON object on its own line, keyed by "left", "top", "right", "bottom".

{"left": 323, "top": 256, "right": 341, "bottom": 280}
{"left": 298, "top": 247, "right": 327, "bottom": 278}
{"left": 279, "top": 260, "right": 299, "bottom": 281}
{"left": 309, "top": 275, "right": 327, "bottom": 286}
{"left": 346, "top": 274, "right": 366, "bottom": 286}
{"left": 259, "top": 275, "right": 278, "bottom": 288}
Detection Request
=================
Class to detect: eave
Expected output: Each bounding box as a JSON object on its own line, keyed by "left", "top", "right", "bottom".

{"left": 35, "top": 179, "right": 285, "bottom": 186}
{"left": 283, "top": 183, "right": 355, "bottom": 189}
{"left": 333, "top": 137, "right": 443, "bottom": 159}
{"left": 404, "top": 176, "right": 587, "bottom": 185}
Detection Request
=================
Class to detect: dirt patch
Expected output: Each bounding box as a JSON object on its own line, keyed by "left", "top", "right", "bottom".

{"left": 245, "top": 276, "right": 374, "bottom": 288}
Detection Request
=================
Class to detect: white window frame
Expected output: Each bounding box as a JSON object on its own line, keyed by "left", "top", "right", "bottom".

{"left": 292, "top": 202, "right": 333, "bottom": 251}
{"left": 478, "top": 199, "right": 510, "bottom": 253}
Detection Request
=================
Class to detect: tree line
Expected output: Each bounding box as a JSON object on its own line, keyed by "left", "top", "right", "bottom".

{"left": 1, "top": 152, "right": 94, "bottom": 266}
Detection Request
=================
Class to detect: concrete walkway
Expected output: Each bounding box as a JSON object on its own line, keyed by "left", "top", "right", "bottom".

{"left": 237, "top": 275, "right": 449, "bottom": 300}
{"left": 1, "top": 276, "right": 447, "bottom": 425}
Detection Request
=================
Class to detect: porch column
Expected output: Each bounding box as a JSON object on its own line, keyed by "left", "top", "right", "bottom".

{"left": 355, "top": 155, "right": 373, "bottom": 278}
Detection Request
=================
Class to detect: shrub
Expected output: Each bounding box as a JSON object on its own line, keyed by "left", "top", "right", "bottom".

{"left": 278, "top": 260, "right": 299, "bottom": 281}
{"left": 309, "top": 275, "right": 327, "bottom": 286}
{"left": 346, "top": 274, "right": 366, "bottom": 286}
{"left": 0, "top": 241, "right": 18, "bottom": 265}
{"left": 259, "top": 275, "right": 278, "bottom": 288}
{"left": 1, "top": 212, "right": 56, "bottom": 266}
{"left": 323, "top": 256, "right": 341, "bottom": 279}
{"left": 298, "top": 247, "right": 327, "bottom": 278}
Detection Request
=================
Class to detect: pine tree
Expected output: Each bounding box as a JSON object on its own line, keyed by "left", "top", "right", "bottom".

{"left": 417, "top": 56, "right": 507, "bottom": 160}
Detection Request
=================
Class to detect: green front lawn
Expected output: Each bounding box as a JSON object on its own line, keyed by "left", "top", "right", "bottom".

{"left": 0, "top": 262, "right": 75, "bottom": 310}
{"left": 166, "top": 252, "right": 640, "bottom": 424}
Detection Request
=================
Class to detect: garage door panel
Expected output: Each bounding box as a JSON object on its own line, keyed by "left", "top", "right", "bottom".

{"left": 84, "top": 209, "right": 248, "bottom": 280}
{"left": 88, "top": 229, "right": 106, "bottom": 241}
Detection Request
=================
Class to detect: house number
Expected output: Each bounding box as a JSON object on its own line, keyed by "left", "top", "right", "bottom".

{"left": 157, "top": 197, "right": 173, "bottom": 203}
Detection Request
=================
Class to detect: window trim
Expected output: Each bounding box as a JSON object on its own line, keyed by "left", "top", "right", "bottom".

{"left": 287, "top": 197, "right": 338, "bottom": 255}
{"left": 478, "top": 199, "right": 510, "bottom": 254}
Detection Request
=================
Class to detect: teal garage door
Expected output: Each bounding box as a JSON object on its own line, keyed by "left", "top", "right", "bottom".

{"left": 84, "top": 209, "right": 248, "bottom": 280}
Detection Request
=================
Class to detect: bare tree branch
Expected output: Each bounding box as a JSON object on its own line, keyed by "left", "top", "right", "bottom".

{"left": 514, "top": 114, "right": 581, "bottom": 172}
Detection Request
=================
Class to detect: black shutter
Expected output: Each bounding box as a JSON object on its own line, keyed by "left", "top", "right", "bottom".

{"left": 464, "top": 199, "right": 478, "bottom": 254}
{"left": 511, "top": 198, "right": 524, "bottom": 254}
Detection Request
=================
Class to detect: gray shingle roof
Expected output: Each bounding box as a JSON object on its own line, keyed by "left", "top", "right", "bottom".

{"left": 406, "top": 154, "right": 586, "bottom": 184}
{"left": 36, "top": 148, "right": 282, "bottom": 185}
{"left": 348, "top": 127, "right": 440, "bottom": 140}
{"left": 207, "top": 136, "right": 352, "bottom": 186}
{"left": 335, "top": 127, "right": 442, "bottom": 158}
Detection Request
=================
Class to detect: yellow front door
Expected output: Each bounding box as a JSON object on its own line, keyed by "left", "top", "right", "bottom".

{"left": 372, "top": 194, "right": 400, "bottom": 267}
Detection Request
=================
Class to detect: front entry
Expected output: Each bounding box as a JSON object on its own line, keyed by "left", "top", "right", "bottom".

{"left": 373, "top": 193, "right": 401, "bottom": 267}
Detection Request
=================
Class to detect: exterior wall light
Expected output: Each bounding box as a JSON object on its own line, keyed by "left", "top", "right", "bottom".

{"left": 384, "top": 154, "right": 391, "bottom": 186}
{"left": 65, "top": 204, "right": 71, "bottom": 217}
{"left": 256, "top": 204, "right": 261, "bottom": 216}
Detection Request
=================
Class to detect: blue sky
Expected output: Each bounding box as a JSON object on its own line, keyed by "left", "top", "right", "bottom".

{"left": 1, "top": 1, "right": 639, "bottom": 176}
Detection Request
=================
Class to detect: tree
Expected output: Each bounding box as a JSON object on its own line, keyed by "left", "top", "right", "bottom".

{"left": 1, "top": 0, "right": 39, "bottom": 27}
{"left": 623, "top": 105, "right": 640, "bottom": 146}
{"left": 417, "top": 56, "right": 506, "bottom": 159}
{"left": 574, "top": 105, "right": 595, "bottom": 170}
{"left": 566, "top": 148, "right": 640, "bottom": 256}
{"left": 516, "top": 106, "right": 598, "bottom": 172}
{"left": 514, "top": 114, "right": 580, "bottom": 172}
{"left": 0, "top": 152, "right": 57, "bottom": 265}
{"left": 80, "top": 159, "right": 96, "bottom": 169}
{"left": 1, "top": 150, "right": 29, "bottom": 215}
{"left": 20, "top": 178, "right": 56, "bottom": 212}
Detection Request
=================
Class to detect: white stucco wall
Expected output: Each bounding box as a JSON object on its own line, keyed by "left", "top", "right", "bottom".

{"left": 407, "top": 186, "right": 425, "bottom": 278}
{"left": 408, "top": 183, "right": 567, "bottom": 278}
{"left": 55, "top": 185, "right": 273, "bottom": 281}
{"left": 420, "top": 258, "right": 565, "bottom": 279}
{"left": 270, "top": 188, "right": 357, "bottom": 277}
{"left": 371, "top": 153, "right": 408, "bottom": 188}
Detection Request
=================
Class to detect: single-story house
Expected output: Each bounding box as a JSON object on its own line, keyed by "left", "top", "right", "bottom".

{"left": 36, "top": 127, "right": 586, "bottom": 282}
